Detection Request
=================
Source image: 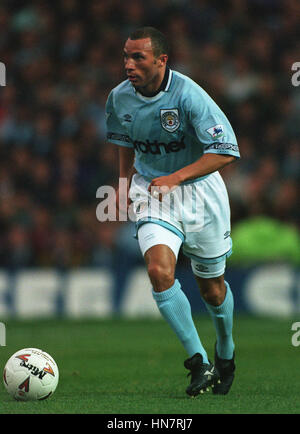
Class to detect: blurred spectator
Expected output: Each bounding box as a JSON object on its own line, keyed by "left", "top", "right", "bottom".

{"left": 0, "top": 0, "right": 298, "bottom": 268}
{"left": 6, "top": 224, "right": 33, "bottom": 268}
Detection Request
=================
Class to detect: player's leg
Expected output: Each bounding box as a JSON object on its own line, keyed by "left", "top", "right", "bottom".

{"left": 182, "top": 172, "right": 236, "bottom": 394}
{"left": 130, "top": 175, "right": 219, "bottom": 395}
{"left": 138, "top": 223, "right": 209, "bottom": 362}
{"left": 194, "top": 272, "right": 235, "bottom": 360}
{"left": 192, "top": 264, "right": 235, "bottom": 395}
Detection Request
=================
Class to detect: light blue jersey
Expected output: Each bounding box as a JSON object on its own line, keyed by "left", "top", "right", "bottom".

{"left": 105, "top": 68, "right": 240, "bottom": 180}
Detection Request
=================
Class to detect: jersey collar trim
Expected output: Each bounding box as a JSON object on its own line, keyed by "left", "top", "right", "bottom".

{"left": 164, "top": 67, "right": 172, "bottom": 92}
{"left": 133, "top": 68, "right": 173, "bottom": 101}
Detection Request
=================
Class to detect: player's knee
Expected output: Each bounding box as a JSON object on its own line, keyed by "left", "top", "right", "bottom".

{"left": 147, "top": 263, "right": 174, "bottom": 292}
{"left": 197, "top": 275, "right": 226, "bottom": 306}
{"left": 202, "top": 288, "right": 223, "bottom": 306}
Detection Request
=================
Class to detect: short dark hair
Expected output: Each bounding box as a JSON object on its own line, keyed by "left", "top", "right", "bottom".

{"left": 128, "top": 27, "right": 169, "bottom": 57}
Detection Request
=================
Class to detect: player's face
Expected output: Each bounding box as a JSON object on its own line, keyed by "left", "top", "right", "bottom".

{"left": 123, "top": 38, "right": 167, "bottom": 95}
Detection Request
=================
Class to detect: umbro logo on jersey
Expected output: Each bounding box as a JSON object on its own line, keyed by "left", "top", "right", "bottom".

{"left": 123, "top": 114, "right": 132, "bottom": 122}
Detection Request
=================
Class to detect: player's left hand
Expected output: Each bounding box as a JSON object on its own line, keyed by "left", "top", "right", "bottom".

{"left": 148, "top": 174, "right": 180, "bottom": 201}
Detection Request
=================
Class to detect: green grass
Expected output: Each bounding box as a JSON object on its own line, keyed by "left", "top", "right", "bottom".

{"left": 0, "top": 315, "right": 299, "bottom": 414}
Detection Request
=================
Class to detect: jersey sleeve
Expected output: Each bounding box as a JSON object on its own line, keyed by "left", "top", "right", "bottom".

{"left": 186, "top": 88, "right": 240, "bottom": 159}
{"left": 105, "top": 90, "right": 133, "bottom": 148}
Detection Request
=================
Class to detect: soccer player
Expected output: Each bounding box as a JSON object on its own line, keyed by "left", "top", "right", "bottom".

{"left": 105, "top": 27, "right": 239, "bottom": 396}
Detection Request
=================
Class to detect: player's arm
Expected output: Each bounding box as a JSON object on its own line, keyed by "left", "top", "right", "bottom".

{"left": 105, "top": 90, "right": 136, "bottom": 216}
{"left": 148, "top": 153, "right": 235, "bottom": 197}
{"left": 174, "top": 152, "right": 235, "bottom": 183}
{"left": 117, "top": 146, "right": 136, "bottom": 217}
{"left": 119, "top": 146, "right": 136, "bottom": 179}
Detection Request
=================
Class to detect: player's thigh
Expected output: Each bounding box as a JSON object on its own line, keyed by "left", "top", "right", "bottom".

{"left": 137, "top": 223, "right": 182, "bottom": 289}
{"left": 137, "top": 222, "right": 182, "bottom": 262}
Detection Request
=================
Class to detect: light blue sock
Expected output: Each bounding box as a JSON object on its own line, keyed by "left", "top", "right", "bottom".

{"left": 152, "top": 279, "right": 208, "bottom": 362}
{"left": 203, "top": 281, "right": 235, "bottom": 360}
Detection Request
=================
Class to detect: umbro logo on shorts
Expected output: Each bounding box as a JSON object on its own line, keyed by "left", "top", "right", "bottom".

{"left": 194, "top": 264, "right": 209, "bottom": 273}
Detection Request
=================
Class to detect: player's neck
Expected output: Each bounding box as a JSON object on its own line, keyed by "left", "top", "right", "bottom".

{"left": 138, "top": 66, "right": 169, "bottom": 97}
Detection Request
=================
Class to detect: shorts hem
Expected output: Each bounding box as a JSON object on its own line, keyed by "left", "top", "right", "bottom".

{"left": 192, "top": 269, "right": 225, "bottom": 278}
{"left": 135, "top": 218, "right": 185, "bottom": 242}
{"left": 183, "top": 247, "right": 232, "bottom": 264}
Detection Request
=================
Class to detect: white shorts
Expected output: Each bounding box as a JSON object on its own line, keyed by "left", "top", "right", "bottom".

{"left": 129, "top": 172, "right": 232, "bottom": 278}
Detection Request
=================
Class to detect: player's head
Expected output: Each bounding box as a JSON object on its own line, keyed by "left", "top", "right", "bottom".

{"left": 124, "top": 27, "right": 169, "bottom": 95}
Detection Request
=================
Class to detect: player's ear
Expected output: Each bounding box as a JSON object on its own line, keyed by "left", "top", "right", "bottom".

{"left": 157, "top": 54, "right": 168, "bottom": 67}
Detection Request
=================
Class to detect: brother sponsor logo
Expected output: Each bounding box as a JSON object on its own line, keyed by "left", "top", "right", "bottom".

{"left": 133, "top": 136, "right": 186, "bottom": 154}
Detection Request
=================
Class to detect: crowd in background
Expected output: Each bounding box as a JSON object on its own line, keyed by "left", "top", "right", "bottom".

{"left": 0, "top": 0, "right": 299, "bottom": 268}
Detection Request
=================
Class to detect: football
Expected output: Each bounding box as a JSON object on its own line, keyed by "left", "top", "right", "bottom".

{"left": 3, "top": 348, "right": 59, "bottom": 401}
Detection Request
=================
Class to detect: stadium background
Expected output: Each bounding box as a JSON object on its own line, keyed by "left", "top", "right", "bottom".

{"left": 0, "top": 0, "right": 299, "bottom": 319}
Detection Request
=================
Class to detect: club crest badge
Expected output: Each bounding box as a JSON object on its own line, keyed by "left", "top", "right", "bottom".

{"left": 160, "top": 109, "right": 180, "bottom": 132}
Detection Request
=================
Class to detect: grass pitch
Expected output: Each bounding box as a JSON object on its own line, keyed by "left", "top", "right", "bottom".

{"left": 0, "top": 315, "right": 299, "bottom": 415}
